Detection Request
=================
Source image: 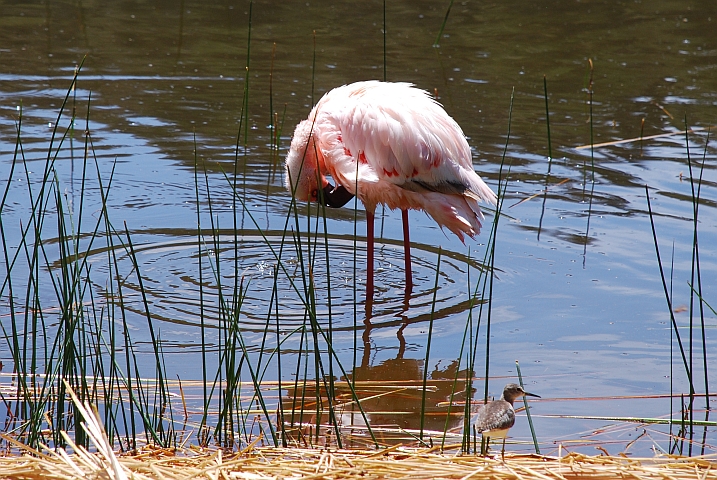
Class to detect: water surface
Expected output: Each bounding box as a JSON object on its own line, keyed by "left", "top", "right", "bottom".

{"left": 0, "top": 0, "right": 715, "bottom": 455}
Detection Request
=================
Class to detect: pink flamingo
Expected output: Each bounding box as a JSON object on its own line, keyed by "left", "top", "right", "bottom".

{"left": 285, "top": 81, "right": 496, "bottom": 300}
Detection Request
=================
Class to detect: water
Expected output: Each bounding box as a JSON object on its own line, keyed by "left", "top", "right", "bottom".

{"left": 0, "top": 0, "right": 715, "bottom": 455}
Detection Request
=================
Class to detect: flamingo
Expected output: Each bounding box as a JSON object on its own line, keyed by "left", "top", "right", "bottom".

{"left": 285, "top": 81, "right": 496, "bottom": 300}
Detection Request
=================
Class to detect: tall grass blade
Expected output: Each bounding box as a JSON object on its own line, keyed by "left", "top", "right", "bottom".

{"left": 537, "top": 75, "right": 553, "bottom": 241}
{"left": 644, "top": 185, "right": 694, "bottom": 401}
{"left": 383, "top": 0, "right": 387, "bottom": 81}
{"left": 483, "top": 88, "right": 516, "bottom": 402}
{"left": 582, "top": 59, "right": 596, "bottom": 267}
{"left": 433, "top": 0, "right": 455, "bottom": 47}
{"left": 515, "top": 360, "right": 539, "bottom": 454}
{"left": 419, "top": 247, "right": 442, "bottom": 442}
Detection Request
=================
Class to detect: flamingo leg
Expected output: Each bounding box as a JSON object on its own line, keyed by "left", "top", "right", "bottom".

{"left": 402, "top": 209, "right": 413, "bottom": 294}
{"left": 366, "top": 210, "right": 375, "bottom": 302}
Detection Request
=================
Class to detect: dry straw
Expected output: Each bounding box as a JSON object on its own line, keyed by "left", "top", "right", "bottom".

{"left": 0, "top": 384, "right": 715, "bottom": 479}
{"left": 0, "top": 445, "right": 716, "bottom": 479}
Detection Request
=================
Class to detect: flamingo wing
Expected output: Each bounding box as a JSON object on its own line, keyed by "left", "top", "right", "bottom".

{"left": 318, "top": 82, "right": 495, "bottom": 205}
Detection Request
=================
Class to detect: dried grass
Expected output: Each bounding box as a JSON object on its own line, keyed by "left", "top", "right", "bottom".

{"left": 0, "top": 444, "right": 715, "bottom": 480}
{"left": 1, "top": 380, "right": 713, "bottom": 479}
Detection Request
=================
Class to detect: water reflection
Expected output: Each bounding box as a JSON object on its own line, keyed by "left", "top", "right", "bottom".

{"left": 278, "top": 296, "right": 480, "bottom": 447}
{"left": 281, "top": 351, "right": 474, "bottom": 447}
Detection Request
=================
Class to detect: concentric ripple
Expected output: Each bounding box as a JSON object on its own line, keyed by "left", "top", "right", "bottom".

{"left": 77, "top": 230, "right": 489, "bottom": 351}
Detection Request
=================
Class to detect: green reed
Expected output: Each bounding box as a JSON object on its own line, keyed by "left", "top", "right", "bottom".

{"left": 419, "top": 247, "right": 442, "bottom": 442}
{"left": 644, "top": 121, "right": 713, "bottom": 455}
{"left": 0, "top": 65, "right": 178, "bottom": 452}
{"left": 219, "top": 116, "right": 377, "bottom": 449}
{"left": 7, "top": 1, "right": 520, "bottom": 455}
{"left": 281, "top": 184, "right": 376, "bottom": 448}
{"left": 537, "top": 75, "right": 553, "bottom": 240}
{"left": 582, "top": 59, "right": 597, "bottom": 265}
{"left": 515, "top": 360, "right": 539, "bottom": 454}
{"left": 433, "top": 0, "right": 455, "bottom": 47}
{"left": 193, "top": 134, "right": 210, "bottom": 443}
{"left": 685, "top": 122, "right": 710, "bottom": 434}
{"left": 439, "top": 87, "right": 516, "bottom": 454}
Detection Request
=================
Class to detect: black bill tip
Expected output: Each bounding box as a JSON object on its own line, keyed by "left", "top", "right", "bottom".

{"left": 320, "top": 183, "right": 354, "bottom": 208}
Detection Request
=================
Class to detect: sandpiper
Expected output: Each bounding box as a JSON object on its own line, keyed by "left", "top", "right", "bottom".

{"left": 473, "top": 383, "right": 540, "bottom": 457}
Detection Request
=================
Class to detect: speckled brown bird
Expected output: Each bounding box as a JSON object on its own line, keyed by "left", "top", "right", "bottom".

{"left": 473, "top": 383, "right": 540, "bottom": 457}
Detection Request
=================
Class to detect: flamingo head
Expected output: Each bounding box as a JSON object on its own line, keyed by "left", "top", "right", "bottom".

{"left": 285, "top": 120, "right": 354, "bottom": 208}
{"left": 285, "top": 120, "right": 324, "bottom": 202}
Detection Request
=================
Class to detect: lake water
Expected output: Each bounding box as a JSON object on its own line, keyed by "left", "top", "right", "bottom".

{"left": 0, "top": 0, "right": 715, "bottom": 456}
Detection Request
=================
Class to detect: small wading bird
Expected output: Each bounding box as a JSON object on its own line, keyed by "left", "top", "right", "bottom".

{"left": 284, "top": 81, "right": 496, "bottom": 300}
{"left": 473, "top": 383, "right": 540, "bottom": 458}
